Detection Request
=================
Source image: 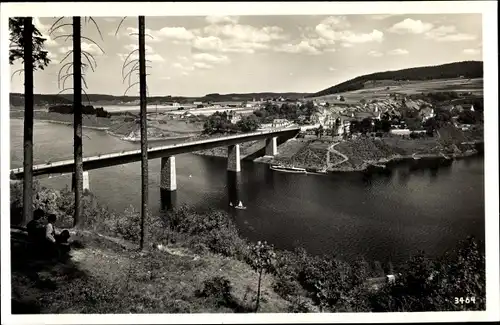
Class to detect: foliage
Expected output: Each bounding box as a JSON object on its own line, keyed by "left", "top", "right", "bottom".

{"left": 10, "top": 185, "right": 486, "bottom": 313}
{"left": 457, "top": 110, "right": 477, "bottom": 124}
{"left": 9, "top": 18, "right": 51, "bottom": 70}
{"left": 236, "top": 115, "right": 260, "bottom": 132}
{"left": 168, "top": 206, "right": 248, "bottom": 258}
{"left": 48, "top": 105, "right": 111, "bottom": 118}
{"left": 248, "top": 241, "right": 276, "bottom": 311}
{"left": 369, "top": 237, "right": 485, "bottom": 311}
{"left": 196, "top": 276, "right": 235, "bottom": 308}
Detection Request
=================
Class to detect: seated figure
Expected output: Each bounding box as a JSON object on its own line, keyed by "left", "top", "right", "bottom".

{"left": 45, "top": 214, "right": 71, "bottom": 258}
{"left": 26, "top": 208, "right": 46, "bottom": 241}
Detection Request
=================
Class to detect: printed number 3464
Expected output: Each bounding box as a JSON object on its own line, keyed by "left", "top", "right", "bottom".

{"left": 455, "top": 297, "right": 475, "bottom": 304}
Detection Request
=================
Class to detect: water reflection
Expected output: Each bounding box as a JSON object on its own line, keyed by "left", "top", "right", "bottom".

{"left": 160, "top": 189, "right": 177, "bottom": 211}
{"left": 226, "top": 171, "right": 243, "bottom": 209}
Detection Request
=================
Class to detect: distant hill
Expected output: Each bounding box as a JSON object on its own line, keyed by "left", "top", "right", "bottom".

{"left": 310, "top": 61, "right": 483, "bottom": 98}
{"left": 10, "top": 91, "right": 311, "bottom": 107}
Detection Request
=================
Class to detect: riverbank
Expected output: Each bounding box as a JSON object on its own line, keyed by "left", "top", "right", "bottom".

{"left": 252, "top": 134, "right": 483, "bottom": 174}
{"left": 9, "top": 182, "right": 485, "bottom": 313}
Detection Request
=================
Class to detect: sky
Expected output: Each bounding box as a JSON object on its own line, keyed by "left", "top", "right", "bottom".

{"left": 9, "top": 14, "right": 482, "bottom": 97}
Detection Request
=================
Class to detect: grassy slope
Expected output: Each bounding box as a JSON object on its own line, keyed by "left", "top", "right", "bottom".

{"left": 11, "top": 231, "right": 291, "bottom": 314}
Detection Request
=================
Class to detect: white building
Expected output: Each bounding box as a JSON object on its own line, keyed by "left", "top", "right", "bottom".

{"left": 390, "top": 129, "right": 411, "bottom": 136}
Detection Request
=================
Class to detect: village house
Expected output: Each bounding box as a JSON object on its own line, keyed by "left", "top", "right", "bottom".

{"left": 181, "top": 111, "right": 195, "bottom": 119}
{"left": 228, "top": 112, "right": 242, "bottom": 124}
{"left": 272, "top": 118, "right": 292, "bottom": 128}
{"left": 419, "top": 106, "right": 435, "bottom": 122}
{"left": 390, "top": 128, "right": 411, "bottom": 136}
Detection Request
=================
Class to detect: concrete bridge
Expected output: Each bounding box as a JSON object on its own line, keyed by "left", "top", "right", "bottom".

{"left": 10, "top": 127, "right": 300, "bottom": 205}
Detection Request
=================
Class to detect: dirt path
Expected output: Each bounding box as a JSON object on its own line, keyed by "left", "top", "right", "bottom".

{"left": 326, "top": 142, "right": 349, "bottom": 168}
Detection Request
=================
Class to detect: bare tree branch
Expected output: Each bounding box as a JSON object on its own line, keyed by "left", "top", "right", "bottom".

{"left": 57, "top": 62, "right": 73, "bottom": 85}
{"left": 53, "top": 34, "right": 74, "bottom": 41}
{"left": 48, "top": 17, "right": 66, "bottom": 34}
{"left": 81, "top": 36, "right": 105, "bottom": 54}
{"left": 122, "top": 58, "right": 139, "bottom": 78}
{"left": 48, "top": 23, "right": 72, "bottom": 36}
{"left": 123, "top": 49, "right": 139, "bottom": 66}
{"left": 11, "top": 68, "right": 24, "bottom": 81}
{"left": 123, "top": 61, "right": 140, "bottom": 85}
{"left": 59, "top": 49, "right": 74, "bottom": 65}
{"left": 89, "top": 17, "right": 104, "bottom": 41}
{"left": 114, "top": 17, "right": 128, "bottom": 36}
{"left": 81, "top": 51, "right": 97, "bottom": 72}
{"left": 124, "top": 81, "right": 140, "bottom": 96}
{"left": 81, "top": 75, "right": 89, "bottom": 89}
{"left": 129, "top": 32, "right": 154, "bottom": 40}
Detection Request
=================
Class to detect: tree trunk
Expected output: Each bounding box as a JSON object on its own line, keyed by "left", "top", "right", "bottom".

{"left": 72, "top": 17, "right": 83, "bottom": 228}
{"left": 21, "top": 17, "right": 34, "bottom": 226}
{"left": 138, "top": 16, "right": 149, "bottom": 250}
{"left": 255, "top": 268, "right": 263, "bottom": 312}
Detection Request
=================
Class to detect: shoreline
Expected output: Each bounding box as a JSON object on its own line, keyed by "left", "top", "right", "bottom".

{"left": 12, "top": 117, "right": 197, "bottom": 142}
{"left": 12, "top": 117, "right": 110, "bottom": 131}
{"left": 194, "top": 140, "right": 483, "bottom": 174}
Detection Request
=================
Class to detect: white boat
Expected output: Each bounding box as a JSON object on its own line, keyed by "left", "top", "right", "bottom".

{"left": 270, "top": 165, "right": 307, "bottom": 174}
{"left": 234, "top": 201, "right": 247, "bottom": 210}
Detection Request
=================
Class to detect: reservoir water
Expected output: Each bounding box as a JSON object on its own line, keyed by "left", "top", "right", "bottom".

{"left": 9, "top": 119, "right": 485, "bottom": 265}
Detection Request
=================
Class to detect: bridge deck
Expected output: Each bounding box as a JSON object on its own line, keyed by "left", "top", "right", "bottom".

{"left": 10, "top": 128, "right": 300, "bottom": 179}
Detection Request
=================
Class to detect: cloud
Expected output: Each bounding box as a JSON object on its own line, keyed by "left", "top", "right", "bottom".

{"left": 120, "top": 43, "right": 165, "bottom": 62}
{"left": 387, "top": 48, "right": 409, "bottom": 55}
{"left": 205, "top": 16, "right": 239, "bottom": 25}
{"left": 191, "top": 53, "right": 229, "bottom": 64}
{"left": 58, "top": 42, "right": 103, "bottom": 55}
{"left": 341, "top": 42, "right": 354, "bottom": 48}
{"left": 157, "top": 27, "right": 195, "bottom": 41}
{"left": 33, "top": 17, "right": 59, "bottom": 47}
{"left": 425, "top": 25, "right": 477, "bottom": 42}
{"left": 315, "top": 16, "right": 383, "bottom": 45}
{"left": 117, "top": 51, "right": 164, "bottom": 63}
{"left": 192, "top": 35, "right": 269, "bottom": 54}
{"left": 124, "top": 43, "right": 154, "bottom": 53}
{"left": 388, "top": 18, "right": 434, "bottom": 34}
{"left": 47, "top": 51, "right": 59, "bottom": 64}
{"left": 328, "top": 67, "right": 337, "bottom": 71}
{"left": 274, "top": 40, "right": 321, "bottom": 55}
{"left": 193, "top": 62, "right": 213, "bottom": 69}
{"left": 463, "top": 48, "right": 481, "bottom": 55}
{"left": 316, "top": 16, "right": 351, "bottom": 31}
{"left": 368, "top": 50, "right": 383, "bottom": 57}
{"left": 172, "top": 62, "right": 194, "bottom": 71}
{"left": 203, "top": 24, "right": 286, "bottom": 43}
{"left": 370, "top": 14, "right": 393, "bottom": 20}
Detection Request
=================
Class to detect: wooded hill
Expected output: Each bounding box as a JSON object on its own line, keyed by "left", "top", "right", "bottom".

{"left": 310, "top": 61, "right": 483, "bottom": 97}
{"left": 10, "top": 92, "right": 311, "bottom": 107}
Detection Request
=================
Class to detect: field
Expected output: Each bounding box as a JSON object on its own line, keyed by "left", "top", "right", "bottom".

{"left": 312, "top": 78, "right": 483, "bottom": 103}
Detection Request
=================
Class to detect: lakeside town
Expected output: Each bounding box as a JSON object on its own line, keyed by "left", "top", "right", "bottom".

{"left": 10, "top": 72, "right": 484, "bottom": 173}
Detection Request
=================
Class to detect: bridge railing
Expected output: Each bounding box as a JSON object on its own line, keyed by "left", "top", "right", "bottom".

{"left": 10, "top": 127, "right": 300, "bottom": 178}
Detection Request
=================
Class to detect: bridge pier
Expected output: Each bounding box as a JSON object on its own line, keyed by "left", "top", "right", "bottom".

{"left": 227, "top": 144, "right": 241, "bottom": 172}
{"left": 265, "top": 136, "right": 278, "bottom": 156}
{"left": 160, "top": 156, "right": 177, "bottom": 211}
{"left": 161, "top": 156, "right": 177, "bottom": 191}
{"left": 71, "top": 171, "right": 90, "bottom": 192}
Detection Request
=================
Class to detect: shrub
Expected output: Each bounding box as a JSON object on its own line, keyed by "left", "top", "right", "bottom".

{"left": 273, "top": 275, "right": 302, "bottom": 299}
{"left": 196, "top": 276, "right": 234, "bottom": 307}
